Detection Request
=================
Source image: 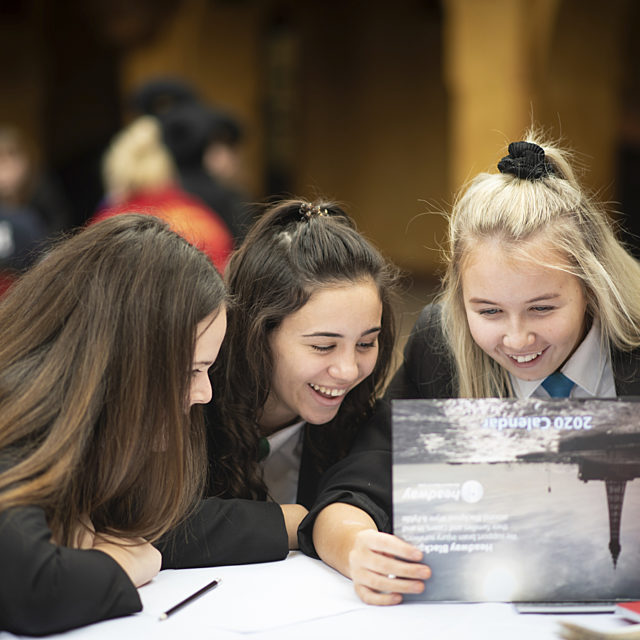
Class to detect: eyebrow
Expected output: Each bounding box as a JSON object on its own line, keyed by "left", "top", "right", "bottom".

{"left": 193, "top": 360, "right": 214, "bottom": 367}
{"left": 468, "top": 294, "right": 560, "bottom": 305}
{"left": 302, "top": 327, "right": 382, "bottom": 338}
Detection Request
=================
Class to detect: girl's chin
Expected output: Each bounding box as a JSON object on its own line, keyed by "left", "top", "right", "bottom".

{"left": 303, "top": 406, "right": 342, "bottom": 426}
{"left": 511, "top": 371, "right": 544, "bottom": 382}
{"left": 509, "top": 364, "right": 558, "bottom": 382}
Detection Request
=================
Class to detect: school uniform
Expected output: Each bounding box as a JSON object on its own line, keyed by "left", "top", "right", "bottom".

{"left": 156, "top": 496, "right": 289, "bottom": 568}
{"left": 0, "top": 470, "right": 291, "bottom": 635}
{"left": 386, "top": 304, "right": 456, "bottom": 400}
{"left": 192, "top": 401, "right": 392, "bottom": 563}
{"left": 387, "top": 303, "right": 640, "bottom": 400}
{"left": 295, "top": 404, "right": 392, "bottom": 557}
{"left": 0, "top": 501, "right": 140, "bottom": 636}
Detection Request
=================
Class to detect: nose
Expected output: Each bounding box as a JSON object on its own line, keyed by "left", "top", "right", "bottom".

{"left": 502, "top": 320, "right": 535, "bottom": 351}
{"left": 327, "top": 349, "right": 360, "bottom": 383}
{"left": 190, "top": 374, "right": 213, "bottom": 407}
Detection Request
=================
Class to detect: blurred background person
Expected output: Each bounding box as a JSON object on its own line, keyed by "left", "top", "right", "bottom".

{"left": 0, "top": 201, "right": 47, "bottom": 295}
{"left": 2, "top": 0, "right": 638, "bottom": 352}
{"left": 129, "top": 76, "right": 199, "bottom": 117}
{"left": 161, "top": 101, "right": 254, "bottom": 244}
{"left": 131, "top": 77, "right": 254, "bottom": 245}
{"left": 92, "top": 114, "right": 232, "bottom": 273}
{"left": 0, "top": 125, "right": 70, "bottom": 236}
{"left": 0, "top": 125, "right": 67, "bottom": 294}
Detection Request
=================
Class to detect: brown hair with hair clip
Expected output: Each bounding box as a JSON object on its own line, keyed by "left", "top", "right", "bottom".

{"left": 299, "top": 202, "right": 329, "bottom": 221}
{"left": 207, "top": 198, "right": 400, "bottom": 500}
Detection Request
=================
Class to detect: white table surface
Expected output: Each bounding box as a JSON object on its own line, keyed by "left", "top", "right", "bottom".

{"left": 1, "top": 552, "right": 636, "bottom": 640}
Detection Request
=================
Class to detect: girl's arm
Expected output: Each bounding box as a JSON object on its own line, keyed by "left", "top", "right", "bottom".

{"left": 93, "top": 535, "right": 162, "bottom": 587}
{"left": 68, "top": 515, "right": 161, "bottom": 587}
{"left": 157, "top": 496, "right": 292, "bottom": 568}
{"left": 297, "top": 404, "right": 430, "bottom": 604}
{"left": 281, "top": 503, "right": 309, "bottom": 549}
{"left": 312, "top": 502, "right": 430, "bottom": 605}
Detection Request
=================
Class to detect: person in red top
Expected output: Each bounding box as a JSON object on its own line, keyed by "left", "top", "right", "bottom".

{"left": 93, "top": 115, "right": 232, "bottom": 273}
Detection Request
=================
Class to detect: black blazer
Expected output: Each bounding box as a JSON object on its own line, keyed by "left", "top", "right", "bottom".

{"left": 296, "top": 400, "right": 392, "bottom": 558}
{"left": 156, "top": 495, "right": 290, "bottom": 569}
{"left": 184, "top": 400, "right": 393, "bottom": 564}
{"left": 0, "top": 474, "right": 291, "bottom": 636}
{"left": 386, "top": 303, "right": 640, "bottom": 400}
{"left": 0, "top": 504, "right": 140, "bottom": 636}
{"left": 149, "top": 401, "right": 393, "bottom": 573}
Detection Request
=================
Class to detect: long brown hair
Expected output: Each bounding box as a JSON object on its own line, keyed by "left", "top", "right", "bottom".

{"left": 0, "top": 214, "right": 226, "bottom": 545}
{"left": 207, "top": 199, "right": 400, "bottom": 499}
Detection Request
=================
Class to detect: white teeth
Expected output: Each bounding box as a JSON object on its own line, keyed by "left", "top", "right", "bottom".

{"left": 309, "top": 383, "right": 346, "bottom": 397}
{"left": 509, "top": 351, "right": 542, "bottom": 363}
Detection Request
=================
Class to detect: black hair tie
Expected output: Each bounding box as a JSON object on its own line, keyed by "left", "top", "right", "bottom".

{"left": 497, "top": 141, "right": 555, "bottom": 180}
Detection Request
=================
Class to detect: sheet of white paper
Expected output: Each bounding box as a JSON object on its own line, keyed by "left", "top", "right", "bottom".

{"left": 138, "top": 551, "right": 367, "bottom": 633}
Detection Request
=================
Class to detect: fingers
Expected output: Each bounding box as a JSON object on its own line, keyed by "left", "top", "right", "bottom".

{"left": 351, "top": 530, "right": 430, "bottom": 581}
{"left": 351, "top": 557, "right": 429, "bottom": 594}
{"left": 349, "top": 531, "right": 431, "bottom": 606}
{"left": 356, "top": 530, "right": 424, "bottom": 562}
{"left": 353, "top": 572, "right": 428, "bottom": 605}
{"left": 355, "top": 583, "right": 403, "bottom": 606}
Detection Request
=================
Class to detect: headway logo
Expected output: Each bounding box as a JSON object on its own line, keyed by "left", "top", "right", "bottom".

{"left": 400, "top": 481, "right": 484, "bottom": 504}
{"left": 460, "top": 480, "right": 483, "bottom": 503}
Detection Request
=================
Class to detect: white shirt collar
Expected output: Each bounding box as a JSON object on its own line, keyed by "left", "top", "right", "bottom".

{"left": 261, "top": 421, "right": 305, "bottom": 504}
{"left": 265, "top": 420, "right": 304, "bottom": 454}
{"left": 510, "top": 320, "right": 616, "bottom": 399}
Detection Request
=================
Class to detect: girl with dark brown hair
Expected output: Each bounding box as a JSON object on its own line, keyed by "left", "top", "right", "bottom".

{"left": 206, "top": 199, "right": 430, "bottom": 605}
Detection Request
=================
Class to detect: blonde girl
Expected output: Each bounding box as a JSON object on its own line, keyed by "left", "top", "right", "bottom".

{"left": 389, "top": 133, "right": 640, "bottom": 400}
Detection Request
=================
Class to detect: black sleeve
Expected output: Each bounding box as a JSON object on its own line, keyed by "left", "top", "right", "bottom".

{"left": 157, "top": 496, "right": 289, "bottom": 568}
{"left": 0, "top": 505, "right": 140, "bottom": 636}
{"left": 385, "top": 303, "right": 456, "bottom": 400}
{"left": 297, "top": 401, "right": 392, "bottom": 558}
{"left": 612, "top": 346, "right": 640, "bottom": 397}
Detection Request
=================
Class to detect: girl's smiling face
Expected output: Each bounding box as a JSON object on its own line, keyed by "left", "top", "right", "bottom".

{"left": 259, "top": 280, "right": 382, "bottom": 434}
{"left": 462, "top": 239, "right": 588, "bottom": 381}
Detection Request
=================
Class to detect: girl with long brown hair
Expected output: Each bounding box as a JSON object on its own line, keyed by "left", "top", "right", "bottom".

{"left": 206, "top": 199, "right": 430, "bottom": 605}
{"left": 0, "top": 214, "right": 227, "bottom": 635}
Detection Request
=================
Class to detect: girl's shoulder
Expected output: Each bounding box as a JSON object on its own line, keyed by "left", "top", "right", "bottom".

{"left": 392, "top": 302, "right": 456, "bottom": 400}
{"left": 407, "top": 303, "right": 450, "bottom": 358}
{"left": 611, "top": 344, "right": 640, "bottom": 396}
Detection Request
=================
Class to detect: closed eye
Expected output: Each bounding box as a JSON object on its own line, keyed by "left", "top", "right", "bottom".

{"left": 357, "top": 341, "right": 377, "bottom": 349}
{"left": 311, "top": 344, "right": 334, "bottom": 352}
{"left": 531, "top": 305, "right": 555, "bottom": 312}
{"left": 191, "top": 362, "right": 213, "bottom": 375}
